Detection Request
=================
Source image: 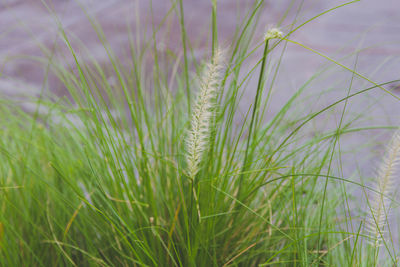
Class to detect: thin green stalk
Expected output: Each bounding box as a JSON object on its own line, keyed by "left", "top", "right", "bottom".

{"left": 178, "top": 0, "right": 191, "bottom": 114}
{"left": 211, "top": 0, "right": 218, "bottom": 57}
{"left": 237, "top": 38, "right": 269, "bottom": 200}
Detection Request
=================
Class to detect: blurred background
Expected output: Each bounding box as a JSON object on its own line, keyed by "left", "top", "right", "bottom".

{"left": 1, "top": 0, "right": 400, "bottom": 97}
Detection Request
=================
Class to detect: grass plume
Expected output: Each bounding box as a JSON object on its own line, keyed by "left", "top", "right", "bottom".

{"left": 186, "top": 49, "right": 223, "bottom": 179}
{"left": 367, "top": 130, "right": 400, "bottom": 248}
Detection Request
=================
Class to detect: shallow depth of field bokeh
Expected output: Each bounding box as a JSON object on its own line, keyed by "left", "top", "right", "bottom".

{"left": 1, "top": 0, "right": 400, "bottom": 266}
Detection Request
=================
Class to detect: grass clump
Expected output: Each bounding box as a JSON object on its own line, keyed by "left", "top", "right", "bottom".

{"left": 1, "top": 0, "right": 400, "bottom": 266}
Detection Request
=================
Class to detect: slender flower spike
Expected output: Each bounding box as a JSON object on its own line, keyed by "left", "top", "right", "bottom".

{"left": 367, "top": 130, "right": 400, "bottom": 247}
{"left": 186, "top": 50, "right": 223, "bottom": 179}
{"left": 264, "top": 28, "right": 283, "bottom": 41}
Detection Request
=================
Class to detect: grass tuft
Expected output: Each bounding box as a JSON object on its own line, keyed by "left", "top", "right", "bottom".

{"left": 1, "top": 1, "right": 400, "bottom": 266}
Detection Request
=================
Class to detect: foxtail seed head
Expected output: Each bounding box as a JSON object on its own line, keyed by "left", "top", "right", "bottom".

{"left": 264, "top": 28, "right": 283, "bottom": 41}
{"left": 366, "top": 130, "right": 400, "bottom": 247}
{"left": 186, "top": 50, "right": 223, "bottom": 179}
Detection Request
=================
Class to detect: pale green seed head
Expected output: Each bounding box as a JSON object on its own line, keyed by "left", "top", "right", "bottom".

{"left": 264, "top": 28, "right": 283, "bottom": 40}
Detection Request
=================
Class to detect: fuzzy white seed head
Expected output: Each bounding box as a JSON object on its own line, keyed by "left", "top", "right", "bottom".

{"left": 186, "top": 50, "right": 223, "bottom": 179}
{"left": 264, "top": 28, "right": 283, "bottom": 41}
{"left": 366, "top": 131, "right": 400, "bottom": 247}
